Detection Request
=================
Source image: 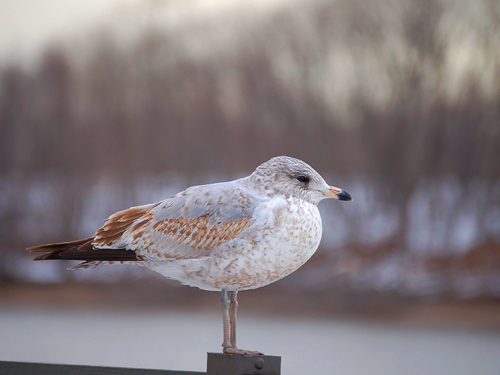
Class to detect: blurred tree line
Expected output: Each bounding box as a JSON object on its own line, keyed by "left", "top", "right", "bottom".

{"left": 0, "top": 0, "right": 499, "bottom": 296}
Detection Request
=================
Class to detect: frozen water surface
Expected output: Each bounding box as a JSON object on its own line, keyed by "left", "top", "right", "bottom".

{"left": 1, "top": 308, "right": 499, "bottom": 375}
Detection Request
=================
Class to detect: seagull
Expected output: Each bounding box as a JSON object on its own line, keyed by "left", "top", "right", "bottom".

{"left": 28, "top": 156, "right": 352, "bottom": 355}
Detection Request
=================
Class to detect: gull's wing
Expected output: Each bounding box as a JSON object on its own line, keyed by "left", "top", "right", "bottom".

{"left": 29, "top": 180, "right": 262, "bottom": 264}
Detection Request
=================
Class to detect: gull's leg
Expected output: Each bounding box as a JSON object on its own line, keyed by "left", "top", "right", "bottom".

{"left": 220, "top": 288, "right": 231, "bottom": 351}
{"left": 221, "top": 289, "right": 263, "bottom": 356}
{"left": 229, "top": 291, "right": 238, "bottom": 349}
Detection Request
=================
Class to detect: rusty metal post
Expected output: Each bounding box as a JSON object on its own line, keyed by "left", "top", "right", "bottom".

{"left": 206, "top": 353, "right": 281, "bottom": 375}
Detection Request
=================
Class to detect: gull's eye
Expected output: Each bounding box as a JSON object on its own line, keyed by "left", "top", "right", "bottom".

{"left": 296, "top": 175, "right": 310, "bottom": 183}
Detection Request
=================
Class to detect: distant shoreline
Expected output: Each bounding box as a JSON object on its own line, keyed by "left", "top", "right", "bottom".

{"left": 1, "top": 281, "right": 499, "bottom": 330}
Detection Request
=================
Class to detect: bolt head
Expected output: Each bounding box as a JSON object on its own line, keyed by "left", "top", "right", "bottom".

{"left": 254, "top": 357, "right": 265, "bottom": 370}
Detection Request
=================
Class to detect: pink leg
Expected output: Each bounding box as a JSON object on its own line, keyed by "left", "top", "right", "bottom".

{"left": 220, "top": 289, "right": 263, "bottom": 356}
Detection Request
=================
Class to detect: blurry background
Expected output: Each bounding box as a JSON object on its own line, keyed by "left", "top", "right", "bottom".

{"left": 1, "top": 0, "right": 499, "bottom": 374}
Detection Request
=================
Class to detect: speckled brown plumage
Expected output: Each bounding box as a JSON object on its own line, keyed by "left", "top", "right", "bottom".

{"left": 151, "top": 216, "right": 252, "bottom": 250}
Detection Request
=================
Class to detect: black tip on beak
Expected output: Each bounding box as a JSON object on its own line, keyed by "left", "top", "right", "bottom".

{"left": 338, "top": 190, "right": 352, "bottom": 201}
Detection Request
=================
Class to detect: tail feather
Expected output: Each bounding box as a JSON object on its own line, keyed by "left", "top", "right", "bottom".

{"left": 27, "top": 238, "right": 93, "bottom": 253}
{"left": 27, "top": 238, "right": 140, "bottom": 262}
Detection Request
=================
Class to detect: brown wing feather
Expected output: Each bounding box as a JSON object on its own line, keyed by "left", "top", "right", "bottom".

{"left": 27, "top": 237, "right": 141, "bottom": 261}
{"left": 150, "top": 216, "right": 252, "bottom": 251}
{"left": 28, "top": 202, "right": 252, "bottom": 263}
{"left": 93, "top": 203, "right": 159, "bottom": 247}
{"left": 27, "top": 238, "right": 93, "bottom": 253}
{"left": 92, "top": 202, "right": 253, "bottom": 259}
{"left": 26, "top": 203, "right": 160, "bottom": 263}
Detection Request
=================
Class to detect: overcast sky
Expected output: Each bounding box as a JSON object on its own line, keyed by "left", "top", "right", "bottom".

{"left": 0, "top": 0, "right": 146, "bottom": 65}
{"left": 0, "top": 0, "right": 293, "bottom": 67}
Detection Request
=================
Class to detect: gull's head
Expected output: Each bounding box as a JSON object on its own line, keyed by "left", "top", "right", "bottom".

{"left": 249, "top": 156, "right": 352, "bottom": 205}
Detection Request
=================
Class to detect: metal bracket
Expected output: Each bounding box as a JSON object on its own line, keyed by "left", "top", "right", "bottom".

{"left": 206, "top": 353, "right": 281, "bottom": 375}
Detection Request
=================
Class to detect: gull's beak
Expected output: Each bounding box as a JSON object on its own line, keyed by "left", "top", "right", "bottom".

{"left": 321, "top": 186, "right": 353, "bottom": 201}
